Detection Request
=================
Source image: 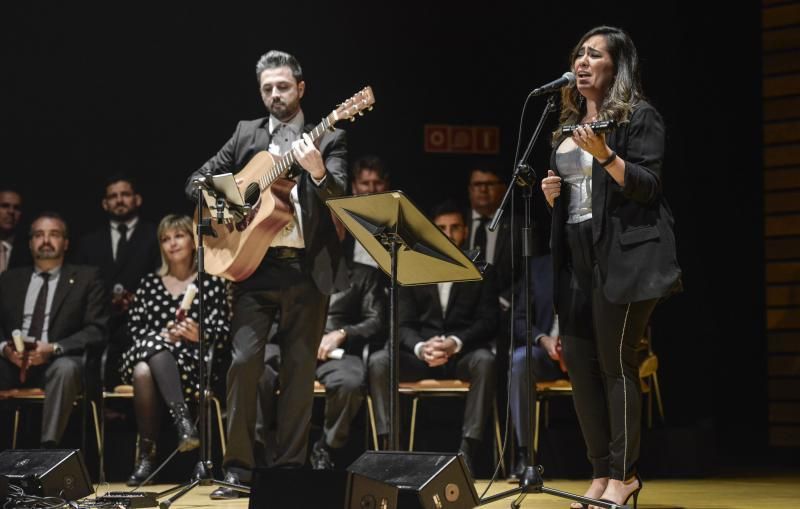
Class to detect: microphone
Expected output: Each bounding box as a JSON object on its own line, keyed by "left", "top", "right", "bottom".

{"left": 531, "top": 72, "right": 576, "bottom": 96}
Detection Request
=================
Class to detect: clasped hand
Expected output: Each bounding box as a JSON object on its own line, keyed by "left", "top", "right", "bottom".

{"left": 2, "top": 341, "right": 53, "bottom": 367}
{"left": 161, "top": 317, "right": 200, "bottom": 343}
{"left": 420, "top": 336, "right": 457, "bottom": 367}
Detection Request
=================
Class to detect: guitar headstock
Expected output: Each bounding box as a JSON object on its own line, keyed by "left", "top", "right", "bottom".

{"left": 331, "top": 86, "right": 375, "bottom": 124}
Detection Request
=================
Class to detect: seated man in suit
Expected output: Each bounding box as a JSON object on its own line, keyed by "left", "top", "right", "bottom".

{"left": 0, "top": 187, "right": 31, "bottom": 274}
{"left": 368, "top": 200, "right": 499, "bottom": 475}
{"left": 509, "top": 252, "right": 566, "bottom": 478}
{"left": 344, "top": 155, "right": 391, "bottom": 268}
{"left": 257, "top": 260, "right": 386, "bottom": 470}
{"left": 0, "top": 212, "right": 108, "bottom": 447}
{"left": 72, "top": 174, "right": 160, "bottom": 388}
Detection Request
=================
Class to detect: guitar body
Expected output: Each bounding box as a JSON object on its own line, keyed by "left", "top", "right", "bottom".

{"left": 198, "top": 151, "right": 294, "bottom": 282}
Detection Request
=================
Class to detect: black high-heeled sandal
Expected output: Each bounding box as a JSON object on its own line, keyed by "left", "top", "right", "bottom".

{"left": 597, "top": 474, "right": 642, "bottom": 509}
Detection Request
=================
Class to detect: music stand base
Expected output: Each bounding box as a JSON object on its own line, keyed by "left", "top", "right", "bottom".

{"left": 156, "top": 461, "right": 251, "bottom": 509}
{"left": 478, "top": 464, "right": 628, "bottom": 509}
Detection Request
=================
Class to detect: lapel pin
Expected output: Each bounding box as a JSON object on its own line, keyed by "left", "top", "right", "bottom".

{"left": 69, "top": 278, "right": 75, "bottom": 284}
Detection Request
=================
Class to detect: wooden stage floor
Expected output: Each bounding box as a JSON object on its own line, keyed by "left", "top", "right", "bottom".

{"left": 86, "top": 474, "right": 800, "bottom": 509}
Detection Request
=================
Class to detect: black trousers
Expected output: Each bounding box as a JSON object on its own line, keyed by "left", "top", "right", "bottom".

{"left": 224, "top": 258, "right": 328, "bottom": 479}
{"left": 368, "top": 348, "right": 495, "bottom": 441}
{"left": 559, "top": 220, "right": 657, "bottom": 480}
{"left": 256, "top": 348, "right": 366, "bottom": 451}
{"left": 0, "top": 355, "right": 82, "bottom": 444}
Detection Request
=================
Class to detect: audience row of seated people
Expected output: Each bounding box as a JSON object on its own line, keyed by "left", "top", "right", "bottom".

{"left": 0, "top": 156, "right": 565, "bottom": 481}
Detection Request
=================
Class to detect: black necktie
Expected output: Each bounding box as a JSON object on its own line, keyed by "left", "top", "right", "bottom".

{"left": 28, "top": 272, "right": 51, "bottom": 341}
{"left": 474, "top": 216, "right": 489, "bottom": 257}
{"left": 116, "top": 223, "right": 128, "bottom": 262}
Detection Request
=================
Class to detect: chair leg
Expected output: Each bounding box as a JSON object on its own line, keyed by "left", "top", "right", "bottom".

{"left": 533, "top": 399, "right": 541, "bottom": 460}
{"left": 493, "top": 400, "right": 505, "bottom": 478}
{"left": 90, "top": 401, "right": 104, "bottom": 483}
{"left": 409, "top": 397, "right": 419, "bottom": 452}
{"left": 653, "top": 372, "right": 665, "bottom": 422}
{"left": 12, "top": 407, "right": 20, "bottom": 449}
{"left": 366, "top": 395, "right": 379, "bottom": 450}
{"left": 646, "top": 382, "right": 653, "bottom": 429}
{"left": 211, "top": 396, "right": 226, "bottom": 457}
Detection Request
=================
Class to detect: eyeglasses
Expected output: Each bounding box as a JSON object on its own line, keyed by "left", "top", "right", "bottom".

{"left": 469, "top": 181, "right": 504, "bottom": 190}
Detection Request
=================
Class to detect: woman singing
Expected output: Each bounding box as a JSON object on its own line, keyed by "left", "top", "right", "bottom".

{"left": 119, "top": 214, "right": 231, "bottom": 485}
{"left": 540, "top": 26, "right": 681, "bottom": 508}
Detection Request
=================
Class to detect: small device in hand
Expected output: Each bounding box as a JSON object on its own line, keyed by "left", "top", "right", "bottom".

{"left": 561, "top": 119, "right": 617, "bottom": 135}
{"left": 175, "top": 284, "right": 198, "bottom": 322}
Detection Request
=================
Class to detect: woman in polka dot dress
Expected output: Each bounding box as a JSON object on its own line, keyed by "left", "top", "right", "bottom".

{"left": 120, "top": 214, "right": 231, "bottom": 486}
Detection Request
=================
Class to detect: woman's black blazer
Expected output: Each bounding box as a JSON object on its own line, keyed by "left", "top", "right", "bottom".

{"left": 549, "top": 101, "right": 682, "bottom": 305}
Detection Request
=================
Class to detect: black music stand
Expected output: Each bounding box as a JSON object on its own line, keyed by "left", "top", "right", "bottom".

{"left": 146, "top": 179, "right": 250, "bottom": 508}
{"left": 326, "top": 191, "right": 483, "bottom": 450}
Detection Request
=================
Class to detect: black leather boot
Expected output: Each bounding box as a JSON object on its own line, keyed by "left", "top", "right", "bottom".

{"left": 126, "top": 437, "right": 157, "bottom": 486}
{"left": 167, "top": 401, "right": 199, "bottom": 452}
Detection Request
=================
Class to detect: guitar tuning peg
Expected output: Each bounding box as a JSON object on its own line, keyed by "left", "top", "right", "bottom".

{"left": 349, "top": 117, "right": 355, "bottom": 122}
{"left": 368, "top": 106, "right": 374, "bottom": 111}
{"left": 358, "top": 111, "right": 363, "bottom": 116}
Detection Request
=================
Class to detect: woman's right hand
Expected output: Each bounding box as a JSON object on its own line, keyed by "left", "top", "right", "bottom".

{"left": 541, "top": 170, "right": 562, "bottom": 208}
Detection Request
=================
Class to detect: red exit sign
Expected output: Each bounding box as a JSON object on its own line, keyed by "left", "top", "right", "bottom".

{"left": 424, "top": 125, "right": 500, "bottom": 154}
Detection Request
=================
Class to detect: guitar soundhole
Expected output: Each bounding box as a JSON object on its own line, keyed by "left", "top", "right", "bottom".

{"left": 244, "top": 183, "right": 260, "bottom": 207}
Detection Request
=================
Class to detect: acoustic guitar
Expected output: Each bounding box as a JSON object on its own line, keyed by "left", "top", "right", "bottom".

{"left": 197, "top": 86, "right": 375, "bottom": 281}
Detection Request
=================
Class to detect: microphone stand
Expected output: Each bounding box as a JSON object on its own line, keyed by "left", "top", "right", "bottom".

{"left": 481, "top": 94, "right": 619, "bottom": 509}
{"left": 151, "top": 181, "right": 250, "bottom": 508}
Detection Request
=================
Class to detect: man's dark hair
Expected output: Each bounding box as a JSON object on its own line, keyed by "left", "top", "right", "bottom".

{"left": 29, "top": 211, "right": 69, "bottom": 239}
{"left": 430, "top": 199, "right": 464, "bottom": 223}
{"left": 468, "top": 161, "right": 505, "bottom": 183}
{"left": 104, "top": 172, "right": 138, "bottom": 195}
{"left": 255, "top": 50, "right": 303, "bottom": 83}
{"left": 351, "top": 155, "right": 390, "bottom": 183}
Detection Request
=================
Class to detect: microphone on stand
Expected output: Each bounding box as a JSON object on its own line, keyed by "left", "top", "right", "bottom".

{"left": 531, "top": 71, "right": 576, "bottom": 96}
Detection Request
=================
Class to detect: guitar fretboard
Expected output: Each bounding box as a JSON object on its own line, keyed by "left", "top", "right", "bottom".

{"left": 257, "top": 116, "right": 333, "bottom": 190}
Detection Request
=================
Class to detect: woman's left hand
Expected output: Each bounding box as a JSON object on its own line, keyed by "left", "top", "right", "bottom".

{"left": 573, "top": 118, "right": 612, "bottom": 161}
{"left": 170, "top": 318, "right": 200, "bottom": 343}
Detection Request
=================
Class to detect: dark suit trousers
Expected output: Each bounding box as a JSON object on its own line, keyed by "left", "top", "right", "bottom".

{"left": 224, "top": 258, "right": 327, "bottom": 478}
{"left": 368, "top": 348, "right": 495, "bottom": 441}
{"left": 0, "top": 355, "right": 82, "bottom": 444}
{"left": 559, "top": 220, "right": 657, "bottom": 480}
{"left": 255, "top": 349, "right": 365, "bottom": 451}
{"left": 509, "top": 345, "right": 564, "bottom": 448}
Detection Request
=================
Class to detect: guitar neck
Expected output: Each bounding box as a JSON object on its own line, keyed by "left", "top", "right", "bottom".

{"left": 257, "top": 116, "right": 334, "bottom": 191}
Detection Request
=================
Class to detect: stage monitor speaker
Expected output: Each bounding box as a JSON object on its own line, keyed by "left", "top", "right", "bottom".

{"left": 249, "top": 467, "right": 348, "bottom": 509}
{"left": 346, "top": 451, "right": 478, "bottom": 509}
{"left": 0, "top": 449, "right": 91, "bottom": 501}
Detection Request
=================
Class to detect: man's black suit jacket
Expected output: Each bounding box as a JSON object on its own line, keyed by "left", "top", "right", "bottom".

{"left": 72, "top": 220, "right": 161, "bottom": 295}
{"left": 185, "top": 116, "right": 349, "bottom": 296}
{"left": 550, "top": 101, "right": 682, "bottom": 305}
{"left": 326, "top": 261, "right": 386, "bottom": 355}
{"left": 398, "top": 269, "right": 499, "bottom": 354}
{"left": 0, "top": 264, "right": 109, "bottom": 356}
{"left": 6, "top": 235, "right": 32, "bottom": 270}
{"left": 466, "top": 210, "right": 518, "bottom": 303}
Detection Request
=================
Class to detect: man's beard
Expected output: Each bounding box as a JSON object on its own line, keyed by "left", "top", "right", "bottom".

{"left": 269, "top": 101, "right": 297, "bottom": 121}
{"left": 35, "top": 246, "right": 59, "bottom": 260}
{"left": 108, "top": 208, "right": 137, "bottom": 222}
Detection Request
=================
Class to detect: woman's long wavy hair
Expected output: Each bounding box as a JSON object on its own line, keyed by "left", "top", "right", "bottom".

{"left": 552, "top": 26, "right": 644, "bottom": 145}
{"left": 156, "top": 214, "right": 197, "bottom": 276}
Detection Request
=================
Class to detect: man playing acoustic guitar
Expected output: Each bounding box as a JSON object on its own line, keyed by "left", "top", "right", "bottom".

{"left": 185, "top": 50, "right": 349, "bottom": 499}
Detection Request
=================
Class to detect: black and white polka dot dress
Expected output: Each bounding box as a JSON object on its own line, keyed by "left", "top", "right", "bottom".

{"left": 119, "top": 273, "right": 232, "bottom": 403}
